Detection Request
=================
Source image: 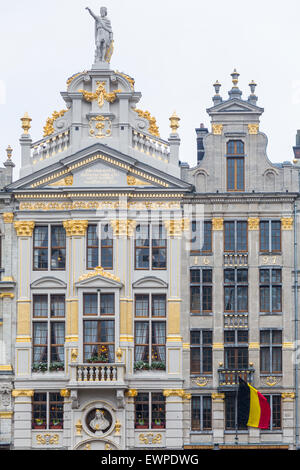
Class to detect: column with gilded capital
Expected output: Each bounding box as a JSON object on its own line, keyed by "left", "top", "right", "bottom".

{"left": 110, "top": 219, "right": 136, "bottom": 373}
{"left": 212, "top": 392, "right": 225, "bottom": 444}
{"left": 12, "top": 389, "right": 34, "bottom": 449}
{"left": 63, "top": 220, "right": 88, "bottom": 368}
{"left": 14, "top": 221, "right": 35, "bottom": 377}
{"left": 164, "top": 219, "right": 189, "bottom": 376}
{"left": 163, "top": 389, "right": 191, "bottom": 448}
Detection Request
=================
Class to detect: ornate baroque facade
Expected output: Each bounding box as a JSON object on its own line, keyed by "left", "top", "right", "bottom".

{"left": 0, "top": 9, "right": 300, "bottom": 450}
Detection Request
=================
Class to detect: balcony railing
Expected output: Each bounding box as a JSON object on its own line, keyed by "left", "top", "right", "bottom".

{"left": 69, "top": 363, "right": 126, "bottom": 386}
{"left": 218, "top": 368, "right": 255, "bottom": 388}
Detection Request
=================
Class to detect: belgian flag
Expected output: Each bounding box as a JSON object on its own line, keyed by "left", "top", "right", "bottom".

{"left": 238, "top": 377, "right": 271, "bottom": 429}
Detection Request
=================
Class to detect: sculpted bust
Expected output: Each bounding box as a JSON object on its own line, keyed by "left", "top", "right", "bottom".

{"left": 89, "top": 409, "right": 110, "bottom": 433}
{"left": 86, "top": 6, "right": 113, "bottom": 63}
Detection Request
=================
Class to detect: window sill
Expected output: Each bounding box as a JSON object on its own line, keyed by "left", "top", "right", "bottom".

{"left": 190, "top": 313, "right": 213, "bottom": 316}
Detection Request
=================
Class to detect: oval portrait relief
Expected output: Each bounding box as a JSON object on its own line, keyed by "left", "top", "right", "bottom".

{"left": 86, "top": 408, "right": 113, "bottom": 435}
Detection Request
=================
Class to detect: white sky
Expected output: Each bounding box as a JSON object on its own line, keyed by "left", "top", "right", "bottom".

{"left": 1, "top": 0, "right": 300, "bottom": 180}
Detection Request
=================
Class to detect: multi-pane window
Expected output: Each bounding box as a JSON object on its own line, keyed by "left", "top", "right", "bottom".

{"left": 265, "top": 395, "right": 282, "bottom": 430}
{"left": 259, "top": 268, "right": 282, "bottom": 313}
{"left": 33, "top": 225, "right": 66, "bottom": 270}
{"left": 135, "top": 392, "right": 166, "bottom": 429}
{"left": 191, "top": 396, "right": 212, "bottom": 431}
{"left": 134, "top": 294, "right": 166, "bottom": 369}
{"left": 225, "top": 392, "right": 247, "bottom": 430}
{"left": 135, "top": 224, "right": 167, "bottom": 270}
{"left": 32, "top": 392, "right": 64, "bottom": 430}
{"left": 224, "top": 269, "right": 248, "bottom": 312}
{"left": 259, "top": 221, "right": 281, "bottom": 253}
{"left": 224, "top": 330, "right": 248, "bottom": 369}
{"left": 83, "top": 292, "right": 115, "bottom": 362}
{"left": 86, "top": 223, "right": 113, "bottom": 269}
{"left": 260, "top": 330, "right": 282, "bottom": 374}
{"left": 190, "top": 268, "right": 213, "bottom": 314}
{"left": 32, "top": 294, "right": 65, "bottom": 370}
{"left": 226, "top": 140, "right": 245, "bottom": 191}
{"left": 190, "top": 330, "right": 212, "bottom": 374}
{"left": 224, "top": 221, "right": 248, "bottom": 252}
{"left": 191, "top": 221, "right": 212, "bottom": 254}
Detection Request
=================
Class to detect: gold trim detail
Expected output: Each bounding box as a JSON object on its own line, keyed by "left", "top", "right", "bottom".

{"left": 139, "top": 433, "right": 162, "bottom": 445}
{"left": 248, "top": 124, "right": 259, "bottom": 135}
{"left": 164, "top": 219, "right": 190, "bottom": 238}
{"left": 133, "top": 108, "right": 160, "bottom": 137}
{"left": 15, "top": 336, "right": 31, "bottom": 343}
{"left": 36, "top": 434, "right": 59, "bottom": 445}
{"left": 115, "top": 420, "right": 121, "bottom": 436}
{"left": 212, "top": 218, "right": 224, "bottom": 230}
{"left": 78, "top": 266, "right": 121, "bottom": 283}
{"left": 79, "top": 81, "right": 121, "bottom": 109}
{"left": 43, "top": 110, "right": 67, "bottom": 137}
{"left": 249, "top": 342, "right": 260, "bottom": 349}
{"left": 110, "top": 219, "right": 137, "bottom": 238}
{"left": 282, "top": 392, "right": 295, "bottom": 401}
{"left": 0, "top": 412, "right": 13, "bottom": 419}
{"left": 0, "top": 365, "right": 13, "bottom": 371}
{"left": 163, "top": 390, "right": 191, "bottom": 400}
{"left": 14, "top": 221, "right": 35, "bottom": 237}
{"left": 169, "top": 111, "right": 180, "bottom": 133}
{"left": 116, "top": 348, "right": 123, "bottom": 362}
{"left": 75, "top": 420, "right": 83, "bottom": 436}
{"left": 12, "top": 390, "right": 34, "bottom": 398}
{"left": 0, "top": 293, "right": 14, "bottom": 299}
{"left": 212, "top": 393, "right": 225, "bottom": 402}
{"left": 281, "top": 217, "right": 293, "bottom": 230}
{"left": 266, "top": 376, "right": 277, "bottom": 387}
{"left": 60, "top": 389, "right": 70, "bottom": 398}
{"left": 89, "top": 115, "right": 112, "bottom": 139}
{"left": 2, "top": 213, "right": 14, "bottom": 224}
{"left": 21, "top": 112, "right": 32, "bottom": 134}
{"left": 71, "top": 348, "right": 78, "bottom": 362}
{"left": 212, "top": 124, "right": 223, "bottom": 135}
{"left": 212, "top": 343, "right": 224, "bottom": 350}
{"left": 248, "top": 217, "right": 260, "bottom": 230}
{"left": 283, "top": 342, "right": 294, "bottom": 349}
{"left": 125, "top": 389, "right": 138, "bottom": 398}
{"left": 194, "top": 377, "right": 209, "bottom": 387}
{"left": 63, "top": 220, "right": 88, "bottom": 237}
{"left": 115, "top": 71, "right": 135, "bottom": 90}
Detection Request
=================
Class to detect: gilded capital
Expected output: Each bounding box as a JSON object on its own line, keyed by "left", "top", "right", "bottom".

{"left": 212, "top": 218, "right": 223, "bottom": 230}
{"left": 63, "top": 220, "right": 88, "bottom": 237}
{"left": 125, "top": 389, "right": 138, "bottom": 398}
{"left": 12, "top": 390, "right": 34, "bottom": 398}
{"left": 2, "top": 213, "right": 14, "bottom": 224}
{"left": 110, "top": 219, "right": 137, "bottom": 238}
{"left": 282, "top": 392, "right": 295, "bottom": 401}
{"left": 164, "top": 219, "right": 190, "bottom": 238}
{"left": 212, "top": 123, "right": 223, "bottom": 135}
{"left": 281, "top": 217, "right": 293, "bottom": 230}
{"left": 248, "top": 217, "right": 260, "bottom": 230}
{"left": 163, "top": 389, "right": 191, "bottom": 400}
{"left": 248, "top": 123, "right": 259, "bottom": 135}
{"left": 14, "top": 221, "right": 35, "bottom": 237}
{"left": 212, "top": 393, "right": 225, "bottom": 402}
{"left": 60, "top": 389, "right": 71, "bottom": 398}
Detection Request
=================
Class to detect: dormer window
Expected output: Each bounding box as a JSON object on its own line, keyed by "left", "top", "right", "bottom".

{"left": 226, "top": 140, "right": 245, "bottom": 191}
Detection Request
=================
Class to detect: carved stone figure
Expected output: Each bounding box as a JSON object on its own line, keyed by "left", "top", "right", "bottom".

{"left": 89, "top": 409, "right": 110, "bottom": 433}
{"left": 86, "top": 6, "right": 113, "bottom": 63}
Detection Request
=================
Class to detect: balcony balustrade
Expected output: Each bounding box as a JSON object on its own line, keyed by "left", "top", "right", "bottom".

{"left": 218, "top": 367, "right": 254, "bottom": 388}
{"left": 69, "top": 363, "right": 126, "bottom": 387}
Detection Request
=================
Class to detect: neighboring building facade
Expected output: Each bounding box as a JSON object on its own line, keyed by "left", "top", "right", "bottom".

{"left": 1, "top": 9, "right": 300, "bottom": 450}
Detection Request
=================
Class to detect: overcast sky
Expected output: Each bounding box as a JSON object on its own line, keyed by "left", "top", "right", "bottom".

{"left": 1, "top": 0, "right": 300, "bottom": 180}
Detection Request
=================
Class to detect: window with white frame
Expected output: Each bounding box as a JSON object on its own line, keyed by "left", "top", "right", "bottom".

{"left": 33, "top": 225, "right": 66, "bottom": 271}
{"left": 86, "top": 223, "right": 113, "bottom": 269}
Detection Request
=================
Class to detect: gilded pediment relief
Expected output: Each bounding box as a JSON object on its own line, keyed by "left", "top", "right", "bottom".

{"left": 76, "top": 266, "right": 123, "bottom": 288}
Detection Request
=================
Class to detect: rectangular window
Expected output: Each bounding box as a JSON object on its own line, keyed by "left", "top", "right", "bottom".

{"left": 224, "top": 330, "right": 248, "bottom": 369}
{"left": 32, "top": 294, "right": 65, "bottom": 371}
{"left": 135, "top": 224, "right": 166, "bottom": 270}
{"left": 83, "top": 320, "right": 115, "bottom": 363}
{"left": 259, "top": 221, "right": 281, "bottom": 253}
{"left": 224, "top": 268, "right": 248, "bottom": 312}
{"left": 134, "top": 294, "right": 166, "bottom": 369}
{"left": 227, "top": 158, "right": 244, "bottom": 191}
{"left": 265, "top": 395, "right": 282, "bottom": 430}
{"left": 224, "top": 221, "right": 248, "bottom": 252}
{"left": 135, "top": 392, "right": 165, "bottom": 429}
{"left": 87, "top": 223, "right": 113, "bottom": 269}
{"left": 225, "top": 392, "right": 247, "bottom": 430}
{"left": 190, "top": 268, "right": 213, "bottom": 314}
{"left": 190, "top": 330, "right": 212, "bottom": 374}
{"left": 33, "top": 226, "right": 66, "bottom": 271}
{"left": 32, "top": 392, "right": 64, "bottom": 430}
{"left": 191, "top": 221, "right": 212, "bottom": 254}
{"left": 191, "top": 396, "right": 212, "bottom": 431}
{"left": 260, "top": 330, "right": 282, "bottom": 374}
{"left": 259, "top": 268, "right": 282, "bottom": 312}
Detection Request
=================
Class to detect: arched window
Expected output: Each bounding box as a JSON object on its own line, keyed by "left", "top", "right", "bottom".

{"left": 226, "top": 140, "right": 245, "bottom": 191}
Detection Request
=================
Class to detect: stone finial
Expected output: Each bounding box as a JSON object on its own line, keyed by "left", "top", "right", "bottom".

{"left": 228, "top": 69, "right": 242, "bottom": 100}
{"left": 6, "top": 145, "right": 13, "bottom": 161}
{"left": 21, "top": 112, "right": 32, "bottom": 134}
{"left": 249, "top": 80, "right": 257, "bottom": 95}
{"left": 212, "top": 80, "right": 222, "bottom": 105}
{"left": 169, "top": 111, "right": 180, "bottom": 134}
{"left": 231, "top": 68, "right": 240, "bottom": 87}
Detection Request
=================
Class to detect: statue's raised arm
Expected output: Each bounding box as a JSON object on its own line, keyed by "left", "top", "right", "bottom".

{"left": 86, "top": 6, "right": 114, "bottom": 63}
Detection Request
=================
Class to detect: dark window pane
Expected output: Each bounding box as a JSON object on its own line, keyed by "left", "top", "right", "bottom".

{"left": 100, "top": 294, "right": 114, "bottom": 315}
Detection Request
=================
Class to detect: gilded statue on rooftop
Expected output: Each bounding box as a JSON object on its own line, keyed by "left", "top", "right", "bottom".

{"left": 86, "top": 6, "right": 114, "bottom": 63}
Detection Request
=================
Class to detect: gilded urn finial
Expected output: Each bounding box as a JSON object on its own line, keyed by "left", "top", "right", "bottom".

{"left": 231, "top": 69, "right": 240, "bottom": 88}
{"left": 6, "top": 145, "right": 13, "bottom": 160}
{"left": 21, "top": 112, "right": 32, "bottom": 134}
{"left": 169, "top": 111, "right": 180, "bottom": 134}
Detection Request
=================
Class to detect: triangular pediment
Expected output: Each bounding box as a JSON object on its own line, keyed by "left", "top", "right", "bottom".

{"left": 7, "top": 143, "right": 191, "bottom": 192}
{"left": 207, "top": 98, "right": 264, "bottom": 116}
{"left": 76, "top": 267, "right": 123, "bottom": 288}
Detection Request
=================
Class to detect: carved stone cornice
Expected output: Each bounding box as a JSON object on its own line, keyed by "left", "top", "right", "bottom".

{"left": 163, "top": 219, "right": 190, "bottom": 238}
{"left": 63, "top": 220, "right": 88, "bottom": 237}
{"left": 14, "top": 221, "right": 35, "bottom": 237}
{"left": 110, "top": 219, "right": 137, "bottom": 238}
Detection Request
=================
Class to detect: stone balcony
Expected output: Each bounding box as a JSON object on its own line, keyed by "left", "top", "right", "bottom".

{"left": 69, "top": 363, "right": 126, "bottom": 388}
{"left": 218, "top": 367, "right": 254, "bottom": 389}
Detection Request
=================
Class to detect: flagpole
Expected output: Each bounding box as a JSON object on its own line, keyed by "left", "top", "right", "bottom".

{"left": 235, "top": 377, "right": 238, "bottom": 445}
